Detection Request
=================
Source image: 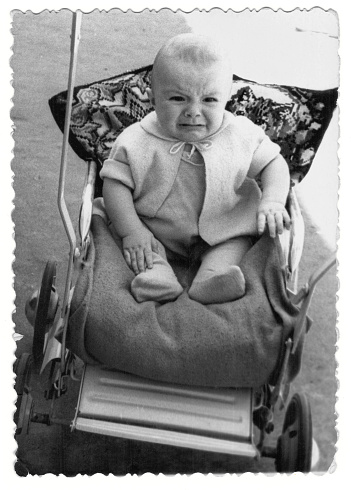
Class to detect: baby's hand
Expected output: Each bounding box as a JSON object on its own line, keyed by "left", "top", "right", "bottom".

{"left": 122, "top": 228, "right": 159, "bottom": 275}
{"left": 257, "top": 200, "right": 291, "bottom": 237}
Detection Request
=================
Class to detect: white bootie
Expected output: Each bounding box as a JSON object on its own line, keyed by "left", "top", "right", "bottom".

{"left": 189, "top": 266, "right": 246, "bottom": 304}
{"left": 131, "top": 253, "right": 183, "bottom": 303}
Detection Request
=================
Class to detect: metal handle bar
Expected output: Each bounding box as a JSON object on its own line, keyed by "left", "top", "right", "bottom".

{"left": 291, "top": 251, "right": 337, "bottom": 354}
{"left": 57, "top": 11, "right": 82, "bottom": 372}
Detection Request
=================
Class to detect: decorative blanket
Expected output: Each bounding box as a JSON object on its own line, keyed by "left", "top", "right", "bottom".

{"left": 49, "top": 65, "right": 338, "bottom": 196}
{"left": 67, "top": 216, "right": 300, "bottom": 388}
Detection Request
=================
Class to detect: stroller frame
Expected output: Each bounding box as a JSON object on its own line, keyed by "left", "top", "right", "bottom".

{"left": 15, "top": 12, "right": 337, "bottom": 473}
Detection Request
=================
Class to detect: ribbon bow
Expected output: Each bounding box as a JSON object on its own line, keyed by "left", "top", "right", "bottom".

{"left": 169, "top": 140, "right": 213, "bottom": 158}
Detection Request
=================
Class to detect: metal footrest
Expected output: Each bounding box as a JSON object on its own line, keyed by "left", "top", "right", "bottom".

{"left": 72, "top": 365, "right": 257, "bottom": 456}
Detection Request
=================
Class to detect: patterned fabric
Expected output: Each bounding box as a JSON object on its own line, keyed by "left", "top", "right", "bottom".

{"left": 49, "top": 64, "right": 338, "bottom": 195}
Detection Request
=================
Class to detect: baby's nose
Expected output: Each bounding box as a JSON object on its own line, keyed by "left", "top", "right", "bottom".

{"left": 185, "top": 102, "right": 201, "bottom": 118}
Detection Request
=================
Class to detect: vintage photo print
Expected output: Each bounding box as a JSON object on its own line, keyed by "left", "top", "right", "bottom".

{"left": 3, "top": 0, "right": 349, "bottom": 486}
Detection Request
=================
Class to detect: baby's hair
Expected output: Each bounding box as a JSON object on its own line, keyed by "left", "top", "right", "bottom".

{"left": 152, "top": 33, "right": 231, "bottom": 86}
{"left": 157, "top": 34, "right": 225, "bottom": 65}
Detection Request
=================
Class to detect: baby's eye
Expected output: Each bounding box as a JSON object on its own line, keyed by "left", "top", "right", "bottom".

{"left": 169, "top": 96, "right": 185, "bottom": 102}
{"left": 203, "top": 97, "right": 219, "bottom": 103}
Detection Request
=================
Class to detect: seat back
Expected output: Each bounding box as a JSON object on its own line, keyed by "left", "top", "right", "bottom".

{"left": 49, "top": 65, "right": 338, "bottom": 196}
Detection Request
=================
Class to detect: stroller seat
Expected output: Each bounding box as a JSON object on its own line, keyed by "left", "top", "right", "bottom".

{"left": 68, "top": 213, "right": 298, "bottom": 388}
{"left": 47, "top": 64, "right": 337, "bottom": 388}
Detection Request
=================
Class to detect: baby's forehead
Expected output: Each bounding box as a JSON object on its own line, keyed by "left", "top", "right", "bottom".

{"left": 154, "top": 56, "right": 231, "bottom": 88}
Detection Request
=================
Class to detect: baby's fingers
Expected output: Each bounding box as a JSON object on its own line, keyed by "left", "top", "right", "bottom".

{"left": 257, "top": 212, "right": 267, "bottom": 235}
{"left": 283, "top": 209, "right": 291, "bottom": 230}
{"left": 123, "top": 250, "right": 132, "bottom": 269}
{"left": 266, "top": 212, "right": 277, "bottom": 237}
{"left": 129, "top": 250, "right": 140, "bottom": 275}
{"left": 144, "top": 248, "right": 154, "bottom": 270}
{"left": 143, "top": 236, "right": 159, "bottom": 269}
{"left": 136, "top": 249, "right": 146, "bottom": 273}
{"left": 125, "top": 249, "right": 144, "bottom": 275}
{"left": 273, "top": 212, "right": 284, "bottom": 235}
{"left": 273, "top": 209, "right": 291, "bottom": 235}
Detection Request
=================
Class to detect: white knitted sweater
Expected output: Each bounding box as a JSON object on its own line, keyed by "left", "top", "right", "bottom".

{"left": 100, "top": 111, "right": 282, "bottom": 244}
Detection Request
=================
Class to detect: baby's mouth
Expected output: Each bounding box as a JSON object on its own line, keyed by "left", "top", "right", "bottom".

{"left": 179, "top": 124, "right": 205, "bottom": 128}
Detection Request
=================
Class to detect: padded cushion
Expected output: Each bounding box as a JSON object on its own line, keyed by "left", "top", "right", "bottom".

{"left": 49, "top": 64, "right": 338, "bottom": 195}
{"left": 67, "top": 216, "right": 300, "bottom": 388}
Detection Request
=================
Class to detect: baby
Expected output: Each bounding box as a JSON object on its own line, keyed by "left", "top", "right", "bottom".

{"left": 100, "top": 33, "right": 291, "bottom": 304}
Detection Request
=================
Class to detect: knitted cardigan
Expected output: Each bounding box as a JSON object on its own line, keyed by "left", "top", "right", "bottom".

{"left": 100, "top": 111, "right": 282, "bottom": 245}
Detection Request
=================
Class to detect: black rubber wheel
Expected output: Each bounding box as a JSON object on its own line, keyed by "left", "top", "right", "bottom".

{"left": 14, "top": 354, "right": 34, "bottom": 439}
{"left": 14, "top": 353, "right": 33, "bottom": 395}
{"left": 33, "top": 261, "right": 57, "bottom": 370}
{"left": 15, "top": 391, "right": 34, "bottom": 439}
{"left": 275, "top": 393, "right": 312, "bottom": 473}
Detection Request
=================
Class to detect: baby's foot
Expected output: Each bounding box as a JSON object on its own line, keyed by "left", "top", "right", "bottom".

{"left": 188, "top": 266, "right": 246, "bottom": 304}
{"left": 131, "top": 259, "right": 183, "bottom": 303}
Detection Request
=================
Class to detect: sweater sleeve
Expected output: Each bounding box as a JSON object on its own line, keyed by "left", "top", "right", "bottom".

{"left": 237, "top": 117, "right": 281, "bottom": 179}
{"left": 248, "top": 135, "right": 282, "bottom": 179}
{"left": 100, "top": 140, "right": 135, "bottom": 190}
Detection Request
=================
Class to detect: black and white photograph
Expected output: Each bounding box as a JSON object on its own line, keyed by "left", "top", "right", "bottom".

{"left": 2, "top": 0, "right": 349, "bottom": 485}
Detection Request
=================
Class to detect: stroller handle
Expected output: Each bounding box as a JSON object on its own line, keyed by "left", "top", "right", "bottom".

{"left": 291, "top": 251, "right": 337, "bottom": 354}
{"left": 58, "top": 11, "right": 82, "bottom": 251}
{"left": 57, "top": 11, "right": 82, "bottom": 371}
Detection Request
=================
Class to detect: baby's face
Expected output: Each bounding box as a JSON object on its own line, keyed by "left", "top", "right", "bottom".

{"left": 148, "top": 58, "right": 232, "bottom": 142}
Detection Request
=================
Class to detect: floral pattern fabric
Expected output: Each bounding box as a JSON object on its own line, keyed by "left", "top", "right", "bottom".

{"left": 49, "top": 65, "right": 338, "bottom": 194}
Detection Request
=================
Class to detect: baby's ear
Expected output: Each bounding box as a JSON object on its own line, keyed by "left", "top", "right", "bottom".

{"left": 146, "top": 87, "right": 155, "bottom": 107}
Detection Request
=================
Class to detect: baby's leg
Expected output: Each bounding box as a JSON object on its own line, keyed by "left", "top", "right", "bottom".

{"left": 188, "top": 237, "right": 251, "bottom": 304}
{"left": 131, "top": 241, "right": 183, "bottom": 303}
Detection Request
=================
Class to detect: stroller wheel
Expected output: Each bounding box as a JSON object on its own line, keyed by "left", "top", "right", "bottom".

{"left": 15, "top": 391, "right": 34, "bottom": 439}
{"left": 275, "top": 393, "right": 312, "bottom": 473}
{"left": 14, "top": 353, "right": 33, "bottom": 395}
{"left": 33, "top": 261, "right": 57, "bottom": 370}
{"left": 14, "top": 354, "right": 34, "bottom": 439}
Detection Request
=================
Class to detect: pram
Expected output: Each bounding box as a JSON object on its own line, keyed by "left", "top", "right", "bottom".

{"left": 14, "top": 12, "right": 338, "bottom": 473}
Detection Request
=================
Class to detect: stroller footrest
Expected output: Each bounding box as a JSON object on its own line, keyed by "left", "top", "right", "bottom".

{"left": 74, "top": 365, "right": 254, "bottom": 448}
{"left": 74, "top": 417, "right": 258, "bottom": 457}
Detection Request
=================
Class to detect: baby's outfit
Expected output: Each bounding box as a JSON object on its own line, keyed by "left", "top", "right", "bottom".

{"left": 100, "top": 111, "right": 282, "bottom": 303}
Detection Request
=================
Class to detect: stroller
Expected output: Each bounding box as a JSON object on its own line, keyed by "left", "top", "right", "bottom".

{"left": 15, "top": 12, "right": 338, "bottom": 473}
